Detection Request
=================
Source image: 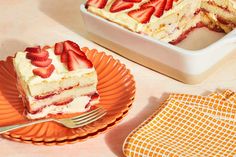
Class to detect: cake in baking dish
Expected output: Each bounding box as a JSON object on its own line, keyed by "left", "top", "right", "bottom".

{"left": 86, "top": 0, "right": 236, "bottom": 44}
{"left": 13, "top": 40, "right": 99, "bottom": 119}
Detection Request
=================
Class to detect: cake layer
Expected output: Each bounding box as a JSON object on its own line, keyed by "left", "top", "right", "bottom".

{"left": 26, "top": 95, "right": 99, "bottom": 119}
{"left": 206, "top": 0, "right": 236, "bottom": 12}
{"left": 27, "top": 84, "right": 97, "bottom": 112}
{"left": 143, "top": 1, "right": 201, "bottom": 42}
{"left": 13, "top": 40, "right": 100, "bottom": 120}
{"left": 201, "top": 0, "right": 236, "bottom": 32}
{"left": 14, "top": 48, "right": 97, "bottom": 97}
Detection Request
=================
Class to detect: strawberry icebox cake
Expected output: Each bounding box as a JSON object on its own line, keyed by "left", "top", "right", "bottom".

{"left": 86, "top": 0, "right": 236, "bottom": 44}
{"left": 13, "top": 40, "right": 99, "bottom": 119}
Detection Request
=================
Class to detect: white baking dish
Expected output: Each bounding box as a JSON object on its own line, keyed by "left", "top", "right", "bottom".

{"left": 80, "top": 4, "right": 236, "bottom": 84}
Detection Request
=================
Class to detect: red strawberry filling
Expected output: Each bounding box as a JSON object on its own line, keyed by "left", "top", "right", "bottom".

{"left": 27, "top": 92, "right": 99, "bottom": 114}
{"left": 34, "top": 83, "right": 81, "bottom": 100}
{"left": 54, "top": 98, "right": 74, "bottom": 106}
{"left": 170, "top": 22, "right": 205, "bottom": 45}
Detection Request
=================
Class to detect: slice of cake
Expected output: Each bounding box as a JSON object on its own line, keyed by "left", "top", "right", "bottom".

{"left": 85, "top": 0, "right": 236, "bottom": 44}
{"left": 13, "top": 40, "right": 99, "bottom": 119}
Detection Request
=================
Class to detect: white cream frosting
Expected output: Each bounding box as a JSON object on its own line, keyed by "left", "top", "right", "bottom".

{"left": 14, "top": 49, "right": 95, "bottom": 84}
{"left": 13, "top": 47, "right": 97, "bottom": 97}
{"left": 88, "top": 0, "right": 236, "bottom": 43}
{"left": 88, "top": 0, "right": 202, "bottom": 42}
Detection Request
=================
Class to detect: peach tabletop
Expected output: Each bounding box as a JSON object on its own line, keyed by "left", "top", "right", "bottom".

{"left": 0, "top": 0, "right": 236, "bottom": 157}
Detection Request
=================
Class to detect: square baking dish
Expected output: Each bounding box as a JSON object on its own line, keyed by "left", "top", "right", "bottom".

{"left": 80, "top": 4, "right": 236, "bottom": 84}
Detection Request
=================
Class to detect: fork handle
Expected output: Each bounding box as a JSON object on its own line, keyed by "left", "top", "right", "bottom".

{"left": 0, "top": 118, "right": 53, "bottom": 134}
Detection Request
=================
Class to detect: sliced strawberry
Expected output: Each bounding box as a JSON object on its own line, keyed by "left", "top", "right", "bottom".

{"left": 85, "top": 0, "right": 107, "bottom": 9}
{"left": 165, "top": 0, "right": 173, "bottom": 11}
{"left": 64, "top": 40, "right": 85, "bottom": 56}
{"left": 67, "top": 50, "right": 93, "bottom": 71}
{"left": 42, "top": 45, "right": 51, "bottom": 51}
{"left": 26, "top": 50, "right": 49, "bottom": 61}
{"left": 25, "top": 46, "right": 40, "bottom": 53}
{"left": 31, "top": 58, "right": 52, "bottom": 67}
{"left": 54, "top": 42, "right": 64, "bottom": 55}
{"left": 61, "top": 51, "right": 68, "bottom": 63}
{"left": 110, "top": 0, "right": 134, "bottom": 13}
{"left": 33, "top": 64, "right": 55, "bottom": 78}
{"left": 141, "top": 0, "right": 166, "bottom": 18}
{"left": 123, "top": 0, "right": 141, "bottom": 3}
{"left": 128, "top": 6, "right": 155, "bottom": 24}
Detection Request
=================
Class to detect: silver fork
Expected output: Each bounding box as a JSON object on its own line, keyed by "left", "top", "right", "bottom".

{"left": 0, "top": 107, "right": 106, "bottom": 134}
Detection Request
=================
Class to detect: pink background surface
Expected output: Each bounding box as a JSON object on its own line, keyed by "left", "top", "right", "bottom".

{"left": 0, "top": 0, "right": 236, "bottom": 157}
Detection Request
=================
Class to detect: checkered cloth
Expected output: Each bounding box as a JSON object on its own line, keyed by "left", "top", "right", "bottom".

{"left": 123, "top": 90, "right": 236, "bottom": 157}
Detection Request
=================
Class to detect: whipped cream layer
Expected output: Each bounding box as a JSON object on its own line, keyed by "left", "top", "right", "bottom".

{"left": 13, "top": 48, "right": 98, "bottom": 97}
{"left": 27, "top": 95, "right": 99, "bottom": 119}
{"left": 29, "top": 84, "right": 97, "bottom": 112}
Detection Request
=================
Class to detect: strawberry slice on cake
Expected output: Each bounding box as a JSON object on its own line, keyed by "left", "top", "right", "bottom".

{"left": 110, "top": 0, "right": 134, "bottom": 13}
{"left": 13, "top": 40, "right": 100, "bottom": 119}
{"left": 86, "top": 0, "right": 236, "bottom": 44}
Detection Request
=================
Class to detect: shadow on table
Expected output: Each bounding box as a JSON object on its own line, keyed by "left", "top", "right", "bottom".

{"left": 39, "top": 0, "right": 88, "bottom": 38}
{"left": 105, "top": 94, "right": 170, "bottom": 157}
{"left": 0, "top": 39, "right": 28, "bottom": 59}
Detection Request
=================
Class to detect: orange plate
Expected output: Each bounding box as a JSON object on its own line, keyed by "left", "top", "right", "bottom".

{"left": 0, "top": 47, "right": 136, "bottom": 145}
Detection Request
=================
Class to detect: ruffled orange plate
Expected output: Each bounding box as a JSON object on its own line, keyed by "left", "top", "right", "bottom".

{"left": 0, "top": 47, "right": 135, "bottom": 145}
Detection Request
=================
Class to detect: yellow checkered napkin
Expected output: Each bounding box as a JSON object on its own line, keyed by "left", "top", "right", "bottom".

{"left": 123, "top": 90, "right": 236, "bottom": 157}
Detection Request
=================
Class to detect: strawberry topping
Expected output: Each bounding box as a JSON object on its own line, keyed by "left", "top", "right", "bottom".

{"left": 25, "top": 46, "right": 41, "bottom": 53}
{"left": 54, "top": 40, "right": 92, "bottom": 71}
{"left": 60, "top": 51, "right": 68, "bottom": 63}
{"left": 128, "top": 6, "right": 155, "bottom": 23}
{"left": 165, "top": 0, "right": 174, "bottom": 11}
{"left": 54, "top": 42, "right": 64, "bottom": 55}
{"left": 25, "top": 45, "right": 55, "bottom": 78}
{"left": 86, "top": 0, "right": 107, "bottom": 9}
{"left": 42, "top": 45, "right": 51, "bottom": 51}
{"left": 67, "top": 50, "right": 93, "bottom": 71}
{"left": 63, "top": 40, "right": 85, "bottom": 56}
{"left": 33, "top": 64, "right": 55, "bottom": 78}
{"left": 141, "top": 0, "right": 166, "bottom": 18}
{"left": 31, "top": 58, "right": 52, "bottom": 67}
{"left": 123, "top": 0, "right": 141, "bottom": 3}
{"left": 110, "top": 0, "right": 134, "bottom": 13}
{"left": 26, "top": 49, "right": 49, "bottom": 61}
